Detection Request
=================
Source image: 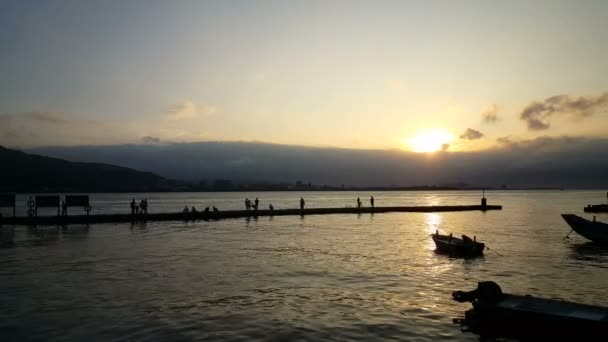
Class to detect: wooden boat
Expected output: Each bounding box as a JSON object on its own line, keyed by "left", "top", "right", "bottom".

{"left": 452, "top": 281, "right": 608, "bottom": 340}
{"left": 432, "top": 231, "right": 485, "bottom": 257}
{"left": 561, "top": 214, "right": 608, "bottom": 244}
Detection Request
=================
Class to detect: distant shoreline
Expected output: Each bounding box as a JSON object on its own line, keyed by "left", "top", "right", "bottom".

{"left": 3, "top": 187, "right": 569, "bottom": 194}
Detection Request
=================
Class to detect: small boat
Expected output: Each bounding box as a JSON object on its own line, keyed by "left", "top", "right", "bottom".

{"left": 561, "top": 214, "right": 608, "bottom": 244}
{"left": 432, "top": 231, "right": 485, "bottom": 257}
{"left": 452, "top": 281, "right": 608, "bottom": 340}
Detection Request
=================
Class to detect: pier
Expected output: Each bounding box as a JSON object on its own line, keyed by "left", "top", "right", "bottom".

{"left": 1, "top": 204, "right": 502, "bottom": 226}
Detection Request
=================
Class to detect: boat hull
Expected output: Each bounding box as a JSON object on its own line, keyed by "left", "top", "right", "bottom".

{"left": 432, "top": 234, "right": 484, "bottom": 257}
{"left": 561, "top": 214, "right": 608, "bottom": 244}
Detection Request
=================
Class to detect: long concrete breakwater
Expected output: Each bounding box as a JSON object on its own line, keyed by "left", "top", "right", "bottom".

{"left": 1, "top": 204, "right": 502, "bottom": 226}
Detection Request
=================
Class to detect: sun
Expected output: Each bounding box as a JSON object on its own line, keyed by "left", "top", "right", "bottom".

{"left": 409, "top": 129, "right": 455, "bottom": 153}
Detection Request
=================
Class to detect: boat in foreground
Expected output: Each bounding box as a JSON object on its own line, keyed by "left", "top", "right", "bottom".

{"left": 452, "top": 281, "right": 608, "bottom": 340}
{"left": 432, "top": 231, "right": 484, "bottom": 257}
{"left": 561, "top": 214, "right": 608, "bottom": 244}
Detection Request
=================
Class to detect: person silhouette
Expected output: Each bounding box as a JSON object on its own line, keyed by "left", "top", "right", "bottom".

{"left": 204, "top": 207, "right": 210, "bottom": 213}
{"left": 370, "top": 196, "right": 375, "bottom": 208}
{"left": 357, "top": 197, "right": 362, "bottom": 208}
{"left": 269, "top": 204, "right": 274, "bottom": 211}
{"left": 213, "top": 206, "right": 219, "bottom": 212}
{"left": 254, "top": 197, "right": 259, "bottom": 210}
{"left": 191, "top": 206, "right": 197, "bottom": 213}
{"left": 300, "top": 197, "right": 305, "bottom": 210}
{"left": 183, "top": 206, "right": 190, "bottom": 214}
{"left": 245, "top": 198, "right": 250, "bottom": 211}
{"left": 130, "top": 199, "right": 136, "bottom": 215}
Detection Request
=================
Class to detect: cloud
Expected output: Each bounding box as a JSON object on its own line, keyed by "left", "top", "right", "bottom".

{"left": 141, "top": 136, "right": 161, "bottom": 144}
{"left": 482, "top": 104, "right": 500, "bottom": 123}
{"left": 459, "top": 128, "right": 484, "bottom": 140}
{"left": 226, "top": 156, "right": 254, "bottom": 166}
{"left": 520, "top": 92, "right": 608, "bottom": 130}
{"left": 26, "top": 137, "right": 608, "bottom": 188}
{"left": 24, "top": 111, "right": 68, "bottom": 124}
{"left": 164, "top": 100, "right": 216, "bottom": 121}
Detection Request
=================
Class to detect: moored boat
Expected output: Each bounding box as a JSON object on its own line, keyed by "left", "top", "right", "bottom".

{"left": 432, "top": 231, "right": 485, "bottom": 257}
{"left": 452, "top": 281, "right": 608, "bottom": 340}
{"left": 561, "top": 214, "right": 608, "bottom": 244}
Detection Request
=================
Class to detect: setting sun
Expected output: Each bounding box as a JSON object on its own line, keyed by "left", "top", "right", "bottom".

{"left": 408, "top": 129, "right": 455, "bottom": 153}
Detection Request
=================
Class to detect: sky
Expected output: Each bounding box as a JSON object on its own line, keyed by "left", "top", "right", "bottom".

{"left": 1, "top": 0, "right": 608, "bottom": 151}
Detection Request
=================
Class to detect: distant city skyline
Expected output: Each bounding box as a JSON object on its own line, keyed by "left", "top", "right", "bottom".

{"left": 1, "top": 1, "right": 608, "bottom": 151}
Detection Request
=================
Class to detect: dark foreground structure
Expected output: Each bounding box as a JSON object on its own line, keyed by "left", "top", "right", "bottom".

{"left": 453, "top": 281, "right": 608, "bottom": 340}
{"left": 1, "top": 204, "right": 501, "bottom": 226}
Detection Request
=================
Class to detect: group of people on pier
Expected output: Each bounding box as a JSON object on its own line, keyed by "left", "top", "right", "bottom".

{"left": 125, "top": 195, "right": 377, "bottom": 217}
{"left": 357, "top": 196, "right": 375, "bottom": 208}
{"left": 183, "top": 205, "right": 219, "bottom": 214}
{"left": 245, "top": 197, "right": 275, "bottom": 211}
{"left": 130, "top": 199, "right": 149, "bottom": 215}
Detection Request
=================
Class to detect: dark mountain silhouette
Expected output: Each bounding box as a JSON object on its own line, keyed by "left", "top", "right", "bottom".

{"left": 26, "top": 136, "right": 608, "bottom": 189}
{"left": 0, "top": 146, "right": 178, "bottom": 192}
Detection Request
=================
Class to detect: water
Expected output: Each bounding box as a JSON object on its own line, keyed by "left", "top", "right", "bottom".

{"left": 1, "top": 190, "right": 607, "bottom": 341}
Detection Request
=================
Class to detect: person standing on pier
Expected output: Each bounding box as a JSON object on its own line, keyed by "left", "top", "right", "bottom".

{"left": 357, "top": 197, "right": 362, "bottom": 208}
{"left": 61, "top": 200, "right": 68, "bottom": 216}
{"left": 254, "top": 197, "right": 259, "bottom": 210}
{"left": 269, "top": 204, "right": 274, "bottom": 211}
{"left": 370, "top": 196, "right": 375, "bottom": 208}
{"left": 142, "top": 199, "right": 148, "bottom": 214}
{"left": 245, "top": 198, "right": 250, "bottom": 211}
{"left": 130, "top": 199, "right": 136, "bottom": 215}
{"left": 300, "top": 197, "right": 305, "bottom": 210}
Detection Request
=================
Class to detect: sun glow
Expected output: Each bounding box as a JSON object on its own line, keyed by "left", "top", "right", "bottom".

{"left": 409, "top": 129, "right": 455, "bottom": 153}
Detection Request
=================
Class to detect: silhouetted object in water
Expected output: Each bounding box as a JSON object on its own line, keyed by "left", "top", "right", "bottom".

{"left": 357, "top": 197, "right": 362, "bottom": 208}
{"left": 254, "top": 197, "right": 259, "bottom": 210}
{"left": 245, "top": 198, "right": 250, "bottom": 211}
{"left": 562, "top": 214, "right": 608, "bottom": 244}
{"left": 141, "top": 199, "right": 148, "bottom": 214}
{"left": 213, "top": 206, "right": 219, "bottom": 212}
{"left": 584, "top": 192, "right": 608, "bottom": 213}
{"left": 131, "top": 199, "right": 137, "bottom": 215}
{"left": 191, "top": 206, "right": 197, "bottom": 213}
{"left": 432, "top": 231, "right": 485, "bottom": 257}
{"left": 300, "top": 197, "right": 305, "bottom": 210}
{"left": 452, "top": 281, "right": 608, "bottom": 340}
{"left": 182, "top": 206, "right": 189, "bottom": 214}
{"left": 269, "top": 204, "right": 274, "bottom": 211}
{"left": 370, "top": 196, "right": 375, "bottom": 208}
{"left": 4, "top": 204, "right": 502, "bottom": 226}
{"left": 204, "top": 207, "right": 210, "bottom": 213}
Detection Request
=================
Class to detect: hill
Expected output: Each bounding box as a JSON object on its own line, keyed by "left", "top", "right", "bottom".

{"left": 0, "top": 146, "right": 179, "bottom": 192}
{"left": 26, "top": 137, "right": 608, "bottom": 189}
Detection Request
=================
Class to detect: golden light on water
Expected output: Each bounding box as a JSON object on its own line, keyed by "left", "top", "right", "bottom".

{"left": 408, "top": 129, "right": 455, "bottom": 153}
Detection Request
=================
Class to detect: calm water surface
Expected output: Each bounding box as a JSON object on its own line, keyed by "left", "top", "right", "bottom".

{"left": 1, "top": 190, "right": 607, "bottom": 341}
